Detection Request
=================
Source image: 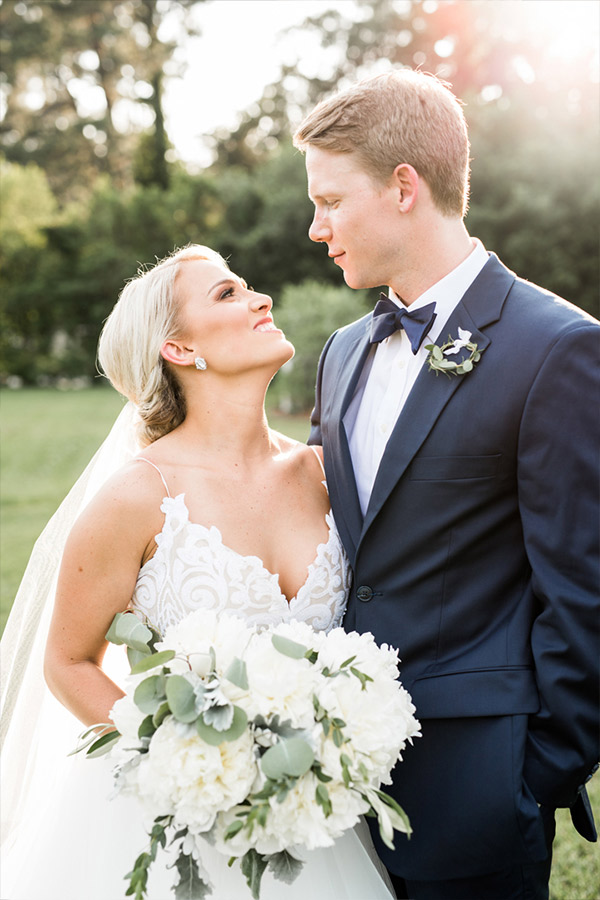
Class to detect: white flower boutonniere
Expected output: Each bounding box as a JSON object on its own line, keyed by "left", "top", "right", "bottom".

{"left": 425, "top": 328, "right": 484, "bottom": 377}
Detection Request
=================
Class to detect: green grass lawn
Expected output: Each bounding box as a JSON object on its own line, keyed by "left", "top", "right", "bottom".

{"left": 1, "top": 388, "right": 597, "bottom": 898}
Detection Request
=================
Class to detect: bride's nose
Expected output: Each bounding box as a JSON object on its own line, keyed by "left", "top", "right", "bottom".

{"left": 249, "top": 291, "right": 272, "bottom": 312}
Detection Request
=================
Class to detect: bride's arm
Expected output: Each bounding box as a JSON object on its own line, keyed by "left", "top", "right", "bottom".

{"left": 44, "top": 465, "right": 161, "bottom": 727}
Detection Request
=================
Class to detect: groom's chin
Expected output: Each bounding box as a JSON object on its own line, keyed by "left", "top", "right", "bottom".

{"left": 343, "top": 270, "right": 371, "bottom": 291}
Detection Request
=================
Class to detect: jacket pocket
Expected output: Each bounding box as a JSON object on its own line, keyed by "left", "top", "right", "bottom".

{"left": 410, "top": 666, "right": 540, "bottom": 719}
{"left": 409, "top": 454, "right": 501, "bottom": 481}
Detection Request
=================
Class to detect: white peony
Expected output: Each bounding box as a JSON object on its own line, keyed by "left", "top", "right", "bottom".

{"left": 109, "top": 691, "right": 146, "bottom": 744}
{"left": 130, "top": 717, "right": 257, "bottom": 833}
{"left": 105, "top": 609, "right": 421, "bottom": 887}
{"left": 231, "top": 632, "right": 320, "bottom": 729}
{"left": 157, "top": 608, "right": 252, "bottom": 675}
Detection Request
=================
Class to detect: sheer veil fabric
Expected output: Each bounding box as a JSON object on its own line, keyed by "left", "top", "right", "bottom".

{"left": 0, "top": 401, "right": 140, "bottom": 849}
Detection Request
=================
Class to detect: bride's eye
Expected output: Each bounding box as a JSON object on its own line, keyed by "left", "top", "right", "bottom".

{"left": 219, "top": 286, "right": 235, "bottom": 300}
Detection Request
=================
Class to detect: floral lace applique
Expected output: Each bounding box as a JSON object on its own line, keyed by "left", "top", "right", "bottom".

{"left": 131, "top": 494, "right": 350, "bottom": 636}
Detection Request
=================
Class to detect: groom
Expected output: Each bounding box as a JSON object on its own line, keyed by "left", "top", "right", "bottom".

{"left": 293, "top": 69, "right": 599, "bottom": 899}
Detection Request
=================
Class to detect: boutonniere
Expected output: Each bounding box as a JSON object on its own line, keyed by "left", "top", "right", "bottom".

{"left": 424, "top": 328, "right": 484, "bottom": 377}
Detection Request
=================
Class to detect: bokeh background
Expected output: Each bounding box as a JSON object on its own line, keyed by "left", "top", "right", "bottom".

{"left": 1, "top": 3, "right": 598, "bottom": 894}
{"left": 1, "top": 0, "right": 598, "bottom": 395}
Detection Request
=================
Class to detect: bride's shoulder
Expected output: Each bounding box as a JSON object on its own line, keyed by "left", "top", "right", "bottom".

{"left": 74, "top": 457, "right": 168, "bottom": 531}
{"left": 269, "top": 430, "right": 324, "bottom": 476}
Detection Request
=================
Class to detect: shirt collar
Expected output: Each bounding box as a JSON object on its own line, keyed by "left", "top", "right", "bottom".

{"left": 389, "top": 238, "right": 489, "bottom": 342}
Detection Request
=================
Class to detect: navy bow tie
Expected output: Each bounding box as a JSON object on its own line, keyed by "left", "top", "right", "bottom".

{"left": 370, "top": 294, "right": 437, "bottom": 354}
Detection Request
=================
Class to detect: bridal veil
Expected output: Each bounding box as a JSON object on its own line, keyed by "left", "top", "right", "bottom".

{"left": 0, "top": 400, "right": 141, "bottom": 848}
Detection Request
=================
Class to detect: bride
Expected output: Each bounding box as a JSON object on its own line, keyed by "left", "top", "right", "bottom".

{"left": 1, "top": 244, "right": 394, "bottom": 899}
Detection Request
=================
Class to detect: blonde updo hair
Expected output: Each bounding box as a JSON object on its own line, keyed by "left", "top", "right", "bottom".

{"left": 98, "top": 244, "right": 228, "bottom": 447}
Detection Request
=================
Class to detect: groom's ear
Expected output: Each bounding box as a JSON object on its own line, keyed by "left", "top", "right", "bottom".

{"left": 391, "top": 163, "right": 419, "bottom": 212}
{"left": 160, "top": 339, "right": 195, "bottom": 367}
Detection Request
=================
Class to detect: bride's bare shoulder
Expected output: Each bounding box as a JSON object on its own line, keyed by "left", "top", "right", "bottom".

{"left": 269, "top": 429, "right": 324, "bottom": 475}
{"left": 73, "top": 456, "right": 169, "bottom": 531}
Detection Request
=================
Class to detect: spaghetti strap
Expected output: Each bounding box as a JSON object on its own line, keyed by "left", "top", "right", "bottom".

{"left": 309, "top": 444, "right": 326, "bottom": 478}
{"left": 136, "top": 457, "right": 171, "bottom": 498}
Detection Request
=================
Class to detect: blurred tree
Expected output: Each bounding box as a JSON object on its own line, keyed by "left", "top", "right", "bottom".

{"left": 269, "top": 280, "right": 370, "bottom": 413}
{"left": 208, "top": 0, "right": 598, "bottom": 316}
{"left": 467, "top": 99, "right": 599, "bottom": 318}
{"left": 0, "top": 0, "right": 201, "bottom": 200}
{"left": 210, "top": 144, "right": 336, "bottom": 298}
{"left": 0, "top": 164, "right": 223, "bottom": 384}
{"left": 0, "top": 160, "right": 62, "bottom": 381}
{"left": 210, "top": 0, "right": 598, "bottom": 172}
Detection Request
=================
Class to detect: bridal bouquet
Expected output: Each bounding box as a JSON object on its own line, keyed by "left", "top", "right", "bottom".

{"left": 76, "top": 610, "right": 420, "bottom": 899}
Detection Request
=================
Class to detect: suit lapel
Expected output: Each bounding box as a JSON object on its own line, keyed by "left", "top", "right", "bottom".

{"left": 361, "top": 254, "right": 515, "bottom": 537}
{"left": 324, "top": 318, "right": 372, "bottom": 562}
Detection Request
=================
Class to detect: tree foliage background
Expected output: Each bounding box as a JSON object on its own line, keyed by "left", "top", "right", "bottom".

{"left": 1, "top": 0, "right": 598, "bottom": 409}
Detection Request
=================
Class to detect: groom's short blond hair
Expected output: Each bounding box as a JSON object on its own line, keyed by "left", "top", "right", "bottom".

{"left": 293, "top": 69, "right": 470, "bottom": 218}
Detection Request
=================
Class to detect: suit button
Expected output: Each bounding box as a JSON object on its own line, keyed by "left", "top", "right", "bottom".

{"left": 357, "top": 585, "right": 374, "bottom": 602}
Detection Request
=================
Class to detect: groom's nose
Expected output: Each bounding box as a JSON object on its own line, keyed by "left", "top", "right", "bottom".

{"left": 308, "top": 209, "right": 331, "bottom": 244}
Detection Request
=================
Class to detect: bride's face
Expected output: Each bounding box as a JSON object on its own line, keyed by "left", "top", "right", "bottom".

{"left": 173, "top": 259, "right": 294, "bottom": 374}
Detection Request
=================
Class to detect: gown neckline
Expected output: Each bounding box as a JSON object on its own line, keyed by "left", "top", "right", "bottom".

{"left": 139, "top": 492, "right": 336, "bottom": 606}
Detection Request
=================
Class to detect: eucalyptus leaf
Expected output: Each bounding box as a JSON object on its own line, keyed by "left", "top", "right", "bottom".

{"left": 461, "top": 359, "right": 473, "bottom": 372}
{"left": 152, "top": 700, "right": 171, "bottom": 728}
{"left": 267, "top": 849, "right": 304, "bottom": 884}
{"left": 374, "top": 789, "right": 412, "bottom": 836}
{"left": 106, "top": 612, "right": 154, "bottom": 654}
{"left": 264, "top": 716, "right": 302, "bottom": 741}
{"left": 86, "top": 729, "right": 120, "bottom": 758}
{"left": 432, "top": 345, "right": 444, "bottom": 361}
{"left": 165, "top": 674, "right": 198, "bottom": 723}
{"left": 225, "top": 657, "right": 249, "bottom": 690}
{"left": 134, "top": 674, "right": 166, "bottom": 715}
{"left": 223, "top": 819, "right": 245, "bottom": 841}
{"left": 69, "top": 723, "right": 115, "bottom": 756}
{"left": 138, "top": 714, "right": 156, "bottom": 742}
{"left": 127, "top": 646, "right": 151, "bottom": 669}
{"left": 271, "top": 634, "right": 308, "bottom": 659}
{"left": 261, "top": 737, "right": 314, "bottom": 780}
{"left": 196, "top": 705, "right": 248, "bottom": 745}
{"left": 130, "top": 649, "right": 176, "bottom": 674}
{"left": 105, "top": 611, "right": 130, "bottom": 645}
{"left": 315, "top": 782, "right": 333, "bottom": 817}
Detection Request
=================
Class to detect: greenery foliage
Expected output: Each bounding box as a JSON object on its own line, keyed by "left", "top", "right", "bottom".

{"left": 270, "top": 280, "right": 370, "bottom": 413}
{"left": 1, "top": 0, "right": 598, "bottom": 394}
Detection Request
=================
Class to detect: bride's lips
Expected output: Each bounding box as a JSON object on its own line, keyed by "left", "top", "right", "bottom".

{"left": 253, "top": 316, "right": 282, "bottom": 333}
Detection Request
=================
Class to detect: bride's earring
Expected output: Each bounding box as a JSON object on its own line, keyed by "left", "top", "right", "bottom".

{"left": 194, "top": 356, "right": 207, "bottom": 371}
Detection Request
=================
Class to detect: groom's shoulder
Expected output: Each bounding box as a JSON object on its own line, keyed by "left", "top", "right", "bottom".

{"left": 485, "top": 254, "right": 599, "bottom": 337}
{"left": 507, "top": 275, "right": 599, "bottom": 338}
{"left": 330, "top": 310, "right": 372, "bottom": 345}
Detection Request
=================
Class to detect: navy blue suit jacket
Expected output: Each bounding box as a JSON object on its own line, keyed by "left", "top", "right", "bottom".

{"left": 309, "top": 254, "right": 599, "bottom": 879}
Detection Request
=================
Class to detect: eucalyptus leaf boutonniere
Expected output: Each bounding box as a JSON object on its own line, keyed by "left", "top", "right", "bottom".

{"left": 425, "top": 328, "right": 484, "bottom": 377}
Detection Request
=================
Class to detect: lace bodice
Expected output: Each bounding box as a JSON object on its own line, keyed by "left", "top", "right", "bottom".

{"left": 130, "top": 493, "right": 351, "bottom": 636}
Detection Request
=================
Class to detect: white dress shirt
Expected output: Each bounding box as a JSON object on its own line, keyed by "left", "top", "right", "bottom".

{"left": 344, "top": 239, "right": 489, "bottom": 515}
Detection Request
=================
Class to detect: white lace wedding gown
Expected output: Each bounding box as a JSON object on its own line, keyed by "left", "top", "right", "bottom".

{"left": 2, "top": 464, "right": 394, "bottom": 900}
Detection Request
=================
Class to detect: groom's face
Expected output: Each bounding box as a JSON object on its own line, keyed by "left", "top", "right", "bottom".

{"left": 305, "top": 146, "right": 401, "bottom": 290}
